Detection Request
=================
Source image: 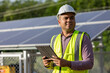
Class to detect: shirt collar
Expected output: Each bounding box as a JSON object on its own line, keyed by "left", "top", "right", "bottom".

{"left": 61, "top": 30, "right": 75, "bottom": 38}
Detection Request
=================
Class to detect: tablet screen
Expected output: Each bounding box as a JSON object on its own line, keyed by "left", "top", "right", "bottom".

{"left": 36, "top": 46, "right": 57, "bottom": 58}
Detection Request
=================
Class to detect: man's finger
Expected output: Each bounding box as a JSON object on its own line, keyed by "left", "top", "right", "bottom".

{"left": 42, "top": 56, "right": 46, "bottom": 59}
{"left": 52, "top": 55, "right": 58, "bottom": 59}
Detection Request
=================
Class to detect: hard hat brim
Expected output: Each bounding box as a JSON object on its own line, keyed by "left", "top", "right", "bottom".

{"left": 56, "top": 12, "right": 76, "bottom": 20}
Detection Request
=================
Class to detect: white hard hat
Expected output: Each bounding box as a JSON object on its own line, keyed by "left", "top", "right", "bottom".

{"left": 57, "top": 4, "right": 76, "bottom": 19}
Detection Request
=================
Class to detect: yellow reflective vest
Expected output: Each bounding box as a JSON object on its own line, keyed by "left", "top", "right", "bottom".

{"left": 50, "top": 30, "right": 89, "bottom": 73}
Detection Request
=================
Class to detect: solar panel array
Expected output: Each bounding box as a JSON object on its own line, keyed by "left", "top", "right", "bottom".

{"left": 0, "top": 10, "right": 110, "bottom": 48}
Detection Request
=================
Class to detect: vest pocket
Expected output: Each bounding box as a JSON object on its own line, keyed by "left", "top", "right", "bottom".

{"left": 72, "top": 70, "right": 87, "bottom": 73}
{"left": 53, "top": 66, "right": 60, "bottom": 73}
{"left": 61, "top": 67, "right": 72, "bottom": 73}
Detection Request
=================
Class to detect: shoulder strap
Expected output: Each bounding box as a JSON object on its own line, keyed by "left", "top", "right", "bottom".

{"left": 51, "top": 34, "right": 58, "bottom": 50}
{"left": 75, "top": 31, "right": 90, "bottom": 61}
{"left": 84, "top": 32, "right": 91, "bottom": 39}
{"left": 75, "top": 31, "right": 83, "bottom": 61}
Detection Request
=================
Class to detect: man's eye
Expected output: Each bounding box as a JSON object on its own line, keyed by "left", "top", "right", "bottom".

{"left": 64, "top": 17, "right": 68, "bottom": 20}
{"left": 70, "top": 17, "right": 74, "bottom": 20}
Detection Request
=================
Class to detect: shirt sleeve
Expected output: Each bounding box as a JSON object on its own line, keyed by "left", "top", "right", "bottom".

{"left": 70, "top": 34, "right": 94, "bottom": 70}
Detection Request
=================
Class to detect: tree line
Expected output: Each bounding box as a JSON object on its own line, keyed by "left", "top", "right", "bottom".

{"left": 0, "top": 0, "right": 110, "bottom": 21}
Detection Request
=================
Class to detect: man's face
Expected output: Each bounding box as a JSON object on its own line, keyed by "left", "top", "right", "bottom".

{"left": 58, "top": 12, "right": 76, "bottom": 32}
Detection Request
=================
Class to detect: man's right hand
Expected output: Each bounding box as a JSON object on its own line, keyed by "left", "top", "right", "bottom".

{"left": 42, "top": 56, "right": 51, "bottom": 67}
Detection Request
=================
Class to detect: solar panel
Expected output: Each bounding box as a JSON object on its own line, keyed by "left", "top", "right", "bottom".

{"left": 0, "top": 19, "right": 28, "bottom": 29}
{"left": 91, "top": 10, "right": 110, "bottom": 21}
{"left": 22, "top": 27, "right": 61, "bottom": 44}
{"left": 76, "top": 23, "right": 110, "bottom": 40}
{"left": 0, "top": 31, "right": 22, "bottom": 42}
{"left": 0, "top": 28, "right": 50, "bottom": 45}
{"left": 0, "top": 10, "right": 110, "bottom": 48}
{"left": 0, "top": 10, "right": 109, "bottom": 30}
{"left": 17, "top": 16, "right": 58, "bottom": 28}
{"left": 21, "top": 23, "right": 110, "bottom": 45}
{"left": 75, "top": 10, "right": 107, "bottom": 22}
{"left": 0, "top": 16, "right": 57, "bottom": 29}
{"left": 0, "top": 23, "right": 109, "bottom": 46}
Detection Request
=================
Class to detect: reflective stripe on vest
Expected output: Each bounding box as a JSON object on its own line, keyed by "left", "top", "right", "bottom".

{"left": 50, "top": 30, "right": 88, "bottom": 73}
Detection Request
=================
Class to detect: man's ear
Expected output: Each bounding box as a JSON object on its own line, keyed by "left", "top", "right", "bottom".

{"left": 58, "top": 20, "right": 60, "bottom": 23}
{"left": 58, "top": 20, "right": 61, "bottom": 26}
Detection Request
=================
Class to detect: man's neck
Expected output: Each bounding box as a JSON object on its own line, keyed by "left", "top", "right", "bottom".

{"left": 62, "top": 30, "right": 74, "bottom": 37}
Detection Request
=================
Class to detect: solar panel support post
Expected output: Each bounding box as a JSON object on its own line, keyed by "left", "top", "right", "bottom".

{"left": 98, "top": 34, "right": 104, "bottom": 73}
{"left": 28, "top": 50, "right": 34, "bottom": 73}
{"left": 23, "top": 50, "right": 29, "bottom": 73}
{"left": 0, "top": 52, "right": 3, "bottom": 66}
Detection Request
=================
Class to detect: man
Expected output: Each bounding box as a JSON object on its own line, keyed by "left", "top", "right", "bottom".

{"left": 42, "top": 4, "right": 94, "bottom": 73}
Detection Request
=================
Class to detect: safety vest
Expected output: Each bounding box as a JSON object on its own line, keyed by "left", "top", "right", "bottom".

{"left": 50, "top": 30, "right": 89, "bottom": 73}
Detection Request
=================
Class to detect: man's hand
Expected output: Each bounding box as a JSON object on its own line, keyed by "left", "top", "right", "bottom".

{"left": 50, "top": 56, "right": 71, "bottom": 67}
{"left": 42, "top": 56, "right": 52, "bottom": 67}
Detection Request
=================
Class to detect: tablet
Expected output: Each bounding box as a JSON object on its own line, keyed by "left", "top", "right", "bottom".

{"left": 36, "top": 46, "right": 57, "bottom": 58}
